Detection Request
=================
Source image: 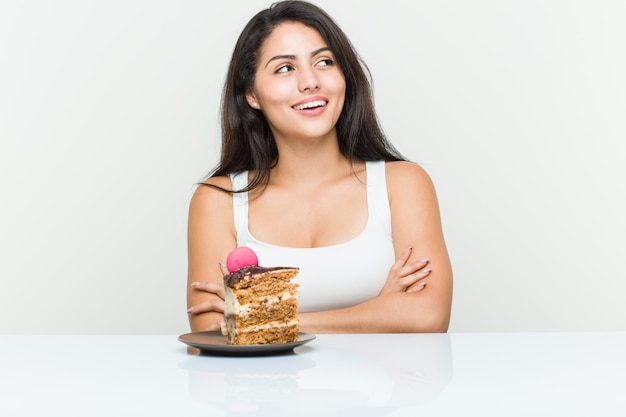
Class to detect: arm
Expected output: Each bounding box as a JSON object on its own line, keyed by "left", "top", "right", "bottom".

{"left": 299, "top": 161, "right": 453, "bottom": 333}
{"left": 186, "top": 177, "right": 237, "bottom": 332}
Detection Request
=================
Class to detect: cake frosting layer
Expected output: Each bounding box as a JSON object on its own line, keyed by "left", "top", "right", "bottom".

{"left": 224, "top": 266, "right": 299, "bottom": 286}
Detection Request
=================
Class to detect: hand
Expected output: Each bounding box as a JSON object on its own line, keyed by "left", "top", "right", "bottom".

{"left": 379, "top": 247, "right": 431, "bottom": 295}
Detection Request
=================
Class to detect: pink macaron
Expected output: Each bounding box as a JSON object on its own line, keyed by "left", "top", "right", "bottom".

{"left": 226, "top": 246, "right": 259, "bottom": 273}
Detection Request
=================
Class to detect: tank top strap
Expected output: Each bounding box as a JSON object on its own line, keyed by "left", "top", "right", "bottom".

{"left": 229, "top": 171, "right": 249, "bottom": 243}
{"left": 366, "top": 161, "right": 391, "bottom": 227}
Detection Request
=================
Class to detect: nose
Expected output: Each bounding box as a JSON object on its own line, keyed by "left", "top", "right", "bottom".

{"left": 298, "top": 67, "right": 320, "bottom": 92}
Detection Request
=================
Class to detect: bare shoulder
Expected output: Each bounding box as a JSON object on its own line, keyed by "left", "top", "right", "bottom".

{"left": 190, "top": 176, "right": 232, "bottom": 206}
{"left": 188, "top": 175, "right": 234, "bottom": 228}
{"left": 385, "top": 160, "right": 431, "bottom": 178}
{"left": 385, "top": 161, "right": 436, "bottom": 198}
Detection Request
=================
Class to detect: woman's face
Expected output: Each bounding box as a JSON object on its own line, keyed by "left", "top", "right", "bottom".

{"left": 247, "top": 22, "right": 346, "bottom": 145}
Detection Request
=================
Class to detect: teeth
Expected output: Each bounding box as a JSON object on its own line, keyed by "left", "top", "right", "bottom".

{"left": 293, "top": 100, "right": 327, "bottom": 110}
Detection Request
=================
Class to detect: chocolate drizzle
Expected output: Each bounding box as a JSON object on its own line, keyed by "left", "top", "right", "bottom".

{"left": 223, "top": 265, "right": 298, "bottom": 286}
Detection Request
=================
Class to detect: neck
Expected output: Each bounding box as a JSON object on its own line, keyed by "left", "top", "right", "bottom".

{"left": 270, "top": 133, "right": 354, "bottom": 186}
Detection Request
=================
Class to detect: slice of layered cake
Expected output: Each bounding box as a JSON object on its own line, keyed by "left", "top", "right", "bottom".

{"left": 222, "top": 247, "right": 300, "bottom": 345}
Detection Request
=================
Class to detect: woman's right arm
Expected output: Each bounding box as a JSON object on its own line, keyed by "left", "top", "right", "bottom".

{"left": 186, "top": 177, "right": 236, "bottom": 332}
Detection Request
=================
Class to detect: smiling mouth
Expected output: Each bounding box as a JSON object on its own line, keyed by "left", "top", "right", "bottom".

{"left": 292, "top": 100, "right": 328, "bottom": 111}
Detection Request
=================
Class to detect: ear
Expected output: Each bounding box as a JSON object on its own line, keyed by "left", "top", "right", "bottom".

{"left": 246, "top": 90, "right": 260, "bottom": 110}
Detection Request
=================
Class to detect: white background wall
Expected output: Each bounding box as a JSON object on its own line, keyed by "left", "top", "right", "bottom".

{"left": 1, "top": 0, "right": 624, "bottom": 334}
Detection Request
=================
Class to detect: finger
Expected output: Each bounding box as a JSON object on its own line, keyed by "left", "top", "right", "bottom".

{"left": 400, "top": 268, "right": 432, "bottom": 289}
{"left": 219, "top": 261, "right": 229, "bottom": 276}
{"left": 398, "top": 246, "right": 413, "bottom": 263}
{"left": 407, "top": 281, "right": 427, "bottom": 293}
{"left": 195, "top": 318, "right": 224, "bottom": 332}
{"left": 191, "top": 281, "right": 225, "bottom": 300}
{"left": 187, "top": 299, "right": 225, "bottom": 315}
{"left": 399, "top": 257, "right": 429, "bottom": 275}
{"left": 390, "top": 247, "right": 413, "bottom": 274}
{"left": 203, "top": 320, "right": 224, "bottom": 332}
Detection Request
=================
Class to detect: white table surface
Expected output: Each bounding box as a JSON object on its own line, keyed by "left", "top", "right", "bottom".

{"left": 1, "top": 332, "right": 625, "bottom": 416}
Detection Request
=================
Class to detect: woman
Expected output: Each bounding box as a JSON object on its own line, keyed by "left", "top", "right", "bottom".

{"left": 187, "top": 1, "right": 452, "bottom": 333}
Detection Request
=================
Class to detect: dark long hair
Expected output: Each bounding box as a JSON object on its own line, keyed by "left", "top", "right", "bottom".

{"left": 205, "top": 0, "right": 405, "bottom": 192}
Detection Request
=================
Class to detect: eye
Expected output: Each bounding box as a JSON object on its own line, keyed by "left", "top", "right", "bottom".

{"left": 275, "top": 64, "right": 294, "bottom": 74}
{"left": 315, "top": 58, "right": 335, "bottom": 68}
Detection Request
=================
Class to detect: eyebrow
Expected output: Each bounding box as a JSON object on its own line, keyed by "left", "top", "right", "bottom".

{"left": 264, "top": 47, "right": 332, "bottom": 68}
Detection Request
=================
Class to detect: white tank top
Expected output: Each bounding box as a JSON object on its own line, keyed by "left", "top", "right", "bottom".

{"left": 230, "top": 160, "right": 395, "bottom": 313}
